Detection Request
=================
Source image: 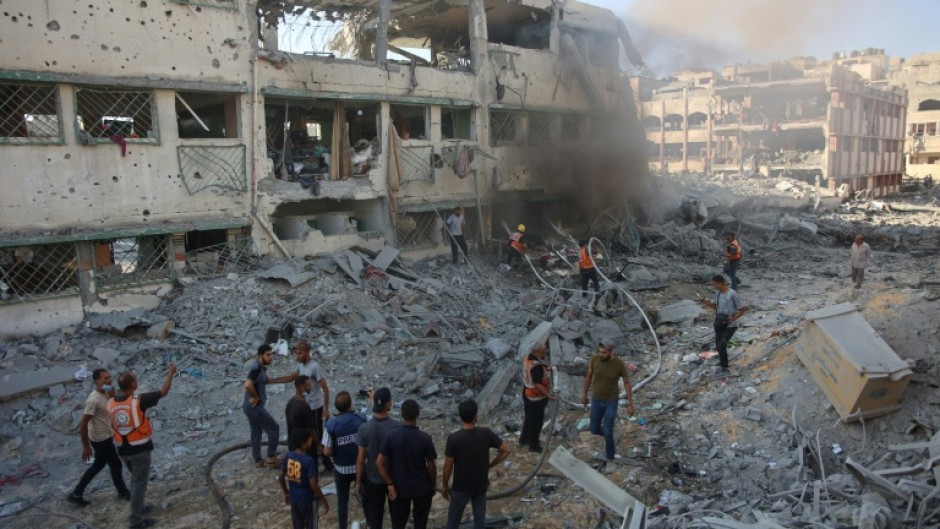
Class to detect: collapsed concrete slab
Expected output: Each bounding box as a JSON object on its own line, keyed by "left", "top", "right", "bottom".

{"left": 654, "top": 300, "right": 704, "bottom": 325}
{"left": 477, "top": 321, "right": 552, "bottom": 419}
{"left": 549, "top": 446, "right": 646, "bottom": 528}
{"left": 0, "top": 366, "right": 78, "bottom": 401}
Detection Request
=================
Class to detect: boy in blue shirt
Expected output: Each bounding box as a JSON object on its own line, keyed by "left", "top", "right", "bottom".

{"left": 279, "top": 429, "right": 330, "bottom": 529}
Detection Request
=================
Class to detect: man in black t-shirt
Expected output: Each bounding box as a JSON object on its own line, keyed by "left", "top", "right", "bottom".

{"left": 377, "top": 399, "right": 437, "bottom": 529}
{"left": 285, "top": 376, "right": 318, "bottom": 453}
{"left": 109, "top": 363, "right": 176, "bottom": 529}
{"left": 442, "top": 399, "right": 511, "bottom": 529}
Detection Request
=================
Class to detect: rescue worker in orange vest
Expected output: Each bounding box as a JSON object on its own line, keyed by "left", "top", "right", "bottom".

{"left": 579, "top": 239, "right": 600, "bottom": 294}
{"left": 506, "top": 224, "right": 527, "bottom": 266}
{"left": 109, "top": 363, "right": 176, "bottom": 529}
{"left": 723, "top": 232, "right": 741, "bottom": 290}
{"left": 519, "top": 344, "right": 553, "bottom": 453}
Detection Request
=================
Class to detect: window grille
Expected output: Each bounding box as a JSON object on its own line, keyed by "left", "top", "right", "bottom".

{"left": 178, "top": 145, "right": 248, "bottom": 194}
{"left": 528, "top": 113, "right": 554, "bottom": 144}
{"left": 184, "top": 238, "right": 256, "bottom": 277}
{"left": 0, "top": 244, "right": 79, "bottom": 302}
{"left": 399, "top": 144, "right": 434, "bottom": 182}
{"left": 561, "top": 115, "right": 584, "bottom": 141}
{"left": 75, "top": 88, "right": 157, "bottom": 143}
{"left": 0, "top": 83, "right": 61, "bottom": 144}
{"left": 490, "top": 110, "right": 521, "bottom": 145}
{"left": 94, "top": 236, "right": 174, "bottom": 290}
{"left": 396, "top": 212, "right": 439, "bottom": 249}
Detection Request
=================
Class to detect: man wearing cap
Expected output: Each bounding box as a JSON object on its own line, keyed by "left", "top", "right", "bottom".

{"left": 581, "top": 339, "right": 634, "bottom": 463}
{"left": 376, "top": 399, "right": 437, "bottom": 529}
{"left": 356, "top": 388, "right": 400, "bottom": 529}
{"left": 505, "top": 224, "right": 527, "bottom": 266}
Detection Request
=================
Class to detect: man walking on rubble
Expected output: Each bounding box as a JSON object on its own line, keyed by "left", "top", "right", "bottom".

{"left": 446, "top": 206, "right": 469, "bottom": 265}
{"left": 244, "top": 344, "right": 284, "bottom": 468}
{"left": 279, "top": 341, "right": 334, "bottom": 472}
{"left": 356, "top": 387, "right": 401, "bottom": 529}
{"left": 850, "top": 234, "right": 871, "bottom": 289}
{"left": 323, "top": 391, "right": 367, "bottom": 529}
{"left": 376, "top": 399, "right": 437, "bottom": 529}
{"left": 442, "top": 399, "right": 511, "bottom": 529}
{"left": 68, "top": 368, "right": 131, "bottom": 507}
{"left": 109, "top": 362, "right": 176, "bottom": 529}
{"left": 579, "top": 239, "right": 600, "bottom": 295}
{"left": 505, "top": 224, "right": 527, "bottom": 266}
{"left": 698, "top": 275, "right": 748, "bottom": 375}
{"left": 724, "top": 232, "right": 741, "bottom": 290}
{"left": 520, "top": 344, "right": 553, "bottom": 453}
{"left": 581, "top": 339, "right": 634, "bottom": 465}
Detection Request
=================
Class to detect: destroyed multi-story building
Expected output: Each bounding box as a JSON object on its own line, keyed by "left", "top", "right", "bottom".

{"left": 634, "top": 51, "right": 908, "bottom": 195}
{"left": 889, "top": 52, "right": 940, "bottom": 178}
{"left": 0, "top": 0, "right": 649, "bottom": 337}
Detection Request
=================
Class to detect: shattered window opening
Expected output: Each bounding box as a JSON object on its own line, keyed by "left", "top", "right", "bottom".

{"left": 486, "top": 2, "right": 550, "bottom": 50}
{"left": 642, "top": 116, "right": 661, "bottom": 132}
{"left": 442, "top": 107, "right": 474, "bottom": 140}
{"left": 75, "top": 88, "right": 157, "bottom": 143}
{"left": 687, "top": 112, "right": 708, "bottom": 130}
{"left": 489, "top": 110, "right": 522, "bottom": 145}
{"left": 264, "top": 98, "right": 380, "bottom": 180}
{"left": 391, "top": 104, "right": 429, "bottom": 140}
{"left": 176, "top": 92, "right": 240, "bottom": 139}
{"left": 389, "top": 4, "right": 472, "bottom": 71}
{"left": 528, "top": 113, "right": 554, "bottom": 144}
{"left": 0, "top": 83, "right": 62, "bottom": 144}
{"left": 272, "top": 7, "right": 378, "bottom": 61}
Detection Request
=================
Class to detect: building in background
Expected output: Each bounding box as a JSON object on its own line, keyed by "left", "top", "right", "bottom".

{"left": 0, "top": 0, "right": 647, "bottom": 336}
{"left": 889, "top": 52, "right": 940, "bottom": 179}
{"left": 635, "top": 50, "right": 908, "bottom": 196}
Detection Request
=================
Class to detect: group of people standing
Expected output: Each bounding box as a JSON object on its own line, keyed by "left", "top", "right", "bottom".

{"left": 242, "top": 340, "right": 513, "bottom": 529}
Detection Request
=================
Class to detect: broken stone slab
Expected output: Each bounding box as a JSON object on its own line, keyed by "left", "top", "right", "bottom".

{"left": 587, "top": 319, "right": 622, "bottom": 347}
{"left": 654, "top": 300, "right": 704, "bottom": 325}
{"left": 372, "top": 246, "right": 400, "bottom": 271}
{"left": 87, "top": 307, "right": 149, "bottom": 335}
{"left": 332, "top": 253, "right": 362, "bottom": 286}
{"left": 476, "top": 363, "right": 519, "bottom": 420}
{"left": 548, "top": 445, "right": 646, "bottom": 526}
{"left": 485, "top": 338, "right": 512, "bottom": 360}
{"left": 0, "top": 366, "right": 78, "bottom": 401}
{"left": 258, "top": 262, "right": 318, "bottom": 287}
{"left": 92, "top": 347, "right": 122, "bottom": 365}
{"left": 517, "top": 321, "right": 553, "bottom": 359}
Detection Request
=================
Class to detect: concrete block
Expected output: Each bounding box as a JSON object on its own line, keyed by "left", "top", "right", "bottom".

{"left": 654, "top": 300, "right": 704, "bottom": 325}
{"left": 0, "top": 366, "right": 77, "bottom": 401}
{"left": 92, "top": 347, "right": 122, "bottom": 365}
{"left": 147, "top": 320, "right": 176, "bottom": 340}
{"left": 372, "top": 246, "right": 400, "bottom": 271}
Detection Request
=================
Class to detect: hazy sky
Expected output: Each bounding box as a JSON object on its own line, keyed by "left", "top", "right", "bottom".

{"left": 592, "top": 0, "right": 940, "bottom": 74}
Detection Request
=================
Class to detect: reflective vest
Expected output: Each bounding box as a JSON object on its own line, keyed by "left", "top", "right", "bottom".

{"left": 579, "top": 247, "right": 595, "bottom": 270}
{"left": 508, "top": 232, "right": 525, "bottom": 253}
{"left": 522, "top": 355, "right": 551, "bottom": 400}
{"left": 725, "top": 239, "right": 741, "bottom": 262}
{"left": 108, "top": 395, "right": 153, "bottom": 447}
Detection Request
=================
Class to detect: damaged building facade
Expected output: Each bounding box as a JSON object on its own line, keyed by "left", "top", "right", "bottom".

{"left": 889, "top": 52, "right": 940, "bottom": 178}
{"left": 635, "top": 52, "right": 908, "bottom": 195}
{"left": 0, "top": 0, "right": 646, "bottom": 336}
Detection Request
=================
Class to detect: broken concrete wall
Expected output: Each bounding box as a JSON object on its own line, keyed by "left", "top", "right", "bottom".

{"left": 0, "top": 296, "right": 84, "bottom": 338}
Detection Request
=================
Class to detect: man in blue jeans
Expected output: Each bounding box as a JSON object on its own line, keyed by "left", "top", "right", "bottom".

{"left": 244, "top": 344, "right": 288, "bottom": 468}
{"left": 323, "top": 391, "right": 366, "bottom": 529}
{"left": 581, "top": 339, "right": 634, "bottom": 464}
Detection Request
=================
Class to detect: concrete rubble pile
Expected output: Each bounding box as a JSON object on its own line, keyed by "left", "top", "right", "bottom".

{"left": 1, "top": 178, "right": 940, "bottom": 528}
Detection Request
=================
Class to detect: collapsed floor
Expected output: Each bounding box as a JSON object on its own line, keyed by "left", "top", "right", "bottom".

{"left": 1, "top": 174, "right": 939, "bottom": 529}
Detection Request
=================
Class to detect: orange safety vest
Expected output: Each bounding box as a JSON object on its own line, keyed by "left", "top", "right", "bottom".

{"left": 522, "top": 355, "right": 551, "bottom": 400}
{"left": 108, "top": 395, "right": 153, "bottom": 447}
{"left": 725, "top": 239, "right": 741, "bottom": 262}
{"left": 508, "top": 232, "right": 525, "bottom": 253}
{"left": 579, "top": 247, "right": 595, "bottom": 270}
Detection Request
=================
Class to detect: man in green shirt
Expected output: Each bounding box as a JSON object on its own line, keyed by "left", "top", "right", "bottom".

{"left": 581, "top": 338, "right": 634, "bottom": 462}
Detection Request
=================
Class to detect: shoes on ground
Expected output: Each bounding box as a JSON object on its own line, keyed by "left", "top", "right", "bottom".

{"left": 118, "top": 490, "right": 131, "bottom": 501}
{"left": 529, "top": 445, "right": 544, "bottom": 454}
{"left": 67, "top": 493, "right": 90, "bottom": 507}
{"left": 129, "top": 517, "right": 157, "bottom": 528}
{"left": 263, "top": 456, "right": 281, "bottom": 468}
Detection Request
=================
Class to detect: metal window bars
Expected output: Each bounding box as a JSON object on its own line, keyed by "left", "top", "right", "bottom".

{"left": 398, "top": 144, "right": 434, "bottom": 182}
{"left": 178, "top": 145, "right": 248, "bottom": 194}
{"left": 184, "top": 238, "right": 257, "bottom": 277}
{"left": 561, "top": 115, "right": 583, "bottom": 141}
{"left": 74, "top": 88, "right": 157, "bottom": 142}
{"left": 93, "top": 237, "right": 175, "bottom": 291}
{"left": 529, "top": 113, "right": 554, "bottom": 144}
{"left": 490, "top": 110, "right": 521, "bottom": 145}
{"left": 0, "top": 244, "right": 79, "bottom": 302}
{"left": 396, "top": 212, "right": 440, "bottom": 249}
{"left": 0, "top": 83, "right": 62, "bottom": 144}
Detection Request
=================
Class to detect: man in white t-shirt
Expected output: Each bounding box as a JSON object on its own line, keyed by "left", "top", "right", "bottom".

{"left": 280, "top": 340, "right": 333, "bottom": 472}
{"left": 445, "top": 206, "right": 469, "bottom": 265}
{"left": 68, "top": 368, "right": 131, "bottom": 506}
